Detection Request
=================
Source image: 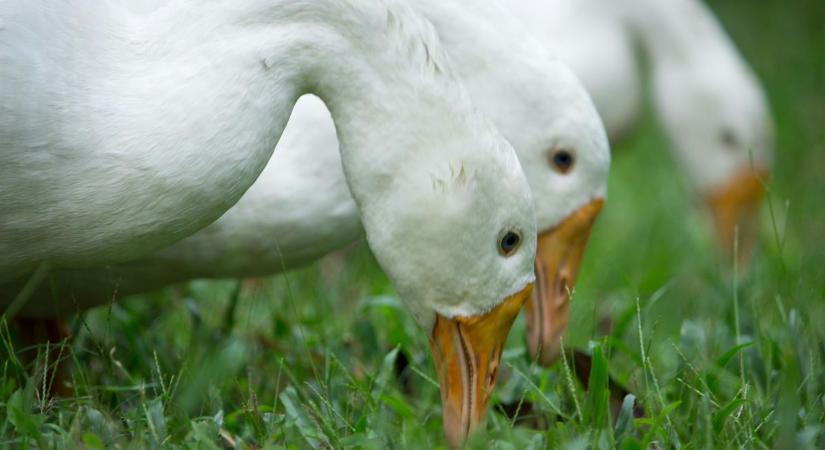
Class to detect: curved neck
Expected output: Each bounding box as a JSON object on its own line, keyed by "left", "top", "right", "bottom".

{"left": 0, "top": 0, "right": 487, "bottom": 277}
{"left": 626, "top": 0, "right": 736, "bottom": 63}
{"left": 228, "top": 0, "right": 487, "bottom": 217}
{"left": 413, "top": 0, "right": 575, "bottom": 138}
{"left": 416, "top": 0, "right": 555, "bottom": 96}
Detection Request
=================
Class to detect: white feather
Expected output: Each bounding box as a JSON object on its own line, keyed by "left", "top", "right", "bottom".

{"left": 0, "top": 0, "right": 538, "bottom": 324}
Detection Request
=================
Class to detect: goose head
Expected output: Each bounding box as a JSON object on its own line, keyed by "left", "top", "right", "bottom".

{"left": 649, "top": 50, "right": 773, "bottom": 264}
{"left": 325, "top": 24, "right": 539, "bottom": 440}
{"left": 628, "top": 0, "right": 774, "bottom": 263}
{"left": 420, "top": 0, "right": 611, "bottom": 367}
{"left": 348, "top": 117, "right": 538, "bottom": 446}
{"left": 491, "top": 62, "right": 610, "bottom": 365}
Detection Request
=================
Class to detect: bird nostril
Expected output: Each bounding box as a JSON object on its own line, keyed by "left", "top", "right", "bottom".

{"left": 487, "top": 361, "right": 498, "bottom": 390}
{"left": 557, "top": 276, "right": 569, "bottom": 297}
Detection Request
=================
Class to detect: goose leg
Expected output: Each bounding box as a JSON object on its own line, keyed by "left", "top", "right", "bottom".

{"left": 14, "top": 317, "right": 72, "bottom": 397}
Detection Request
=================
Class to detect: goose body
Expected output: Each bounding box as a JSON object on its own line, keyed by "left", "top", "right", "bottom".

{"left": 6, "top": 96, "right": 359, "bottom": 304}
{"left": 0, "top": 0, "right": 541, "bottom": 310}
{"left": 512, "top": 0, "right": 774, "bottom": 255}
{"left": 1, "top": 0, "right": 542, "bottom": 443}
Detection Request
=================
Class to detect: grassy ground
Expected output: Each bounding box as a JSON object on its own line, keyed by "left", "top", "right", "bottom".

{"left": 2, "top": 0, "right": 824, "bottom": 448}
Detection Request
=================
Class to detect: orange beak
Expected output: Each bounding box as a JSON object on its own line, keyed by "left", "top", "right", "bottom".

{"left": 705, "top": 167, "right": 769, "bottom": 266}
{"left": 429, "top": 283, "right": 533, "bottom": 449}
{"left": 525, "top": 199, "right": 604, "bottom": 365}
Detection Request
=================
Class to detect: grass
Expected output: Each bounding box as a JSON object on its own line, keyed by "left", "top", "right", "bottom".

{"left": 2, "top": 0, "right": 824, "bottom": 448}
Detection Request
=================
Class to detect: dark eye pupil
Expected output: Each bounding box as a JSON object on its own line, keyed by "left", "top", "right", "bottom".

{"left": 551, "top": 150, "right": 574, "bottom": 173}
{"left": 498, "top": 228, "right": 522, "bottom": 256}
{"left": 501, "top": 232, "right": 519, "bottom": 251}
{"left": 554, "top": 151, "right": 572, "bottom": 167}
{"left": 721, "top": 130, "right": 737, "bottom": 147}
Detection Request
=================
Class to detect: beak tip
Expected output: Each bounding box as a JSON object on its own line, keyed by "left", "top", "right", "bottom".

{"left": 442, "top": 409, "right": 466, "bottom": 449}
{"left": 527, "top": 198, "right": 602, "bottom": 368}
{"left": 705, "top": 167, "right": 769, "bottom": 264}
{"left": 431, "top": 284, "right": 533, "bottom": 449}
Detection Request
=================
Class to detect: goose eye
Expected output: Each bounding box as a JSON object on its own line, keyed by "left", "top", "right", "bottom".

{"left": 550, "top": 149, "right": 575, "bottom": 174}
{"left": 720, "top": 129, "right": 738, "bottom": 148}
{"left": 498, "top": 229, "right": 522, "bottom": 256}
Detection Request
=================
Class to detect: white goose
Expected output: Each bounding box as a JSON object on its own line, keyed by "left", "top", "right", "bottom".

{"left": 512, "top": 0, "right": 774, "bottom": 259}
{"left": 5, "top": 0, "right": 611, "bottom": 346}
{"left": 0, "top": 0, "right": 539, "bottom": 444}
{"left": 3, "top": 0, "right": 610, "bottom": 442}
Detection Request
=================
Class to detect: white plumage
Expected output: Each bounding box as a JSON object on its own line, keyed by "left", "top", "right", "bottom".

{"left": 1, "top": 0, "right": 543, "bottom": 327}
{"left": 2, "top": 0, "right": 610, "bottom": 369}
{"left": 511, "top": 0, "right": 774, "bottom": 256}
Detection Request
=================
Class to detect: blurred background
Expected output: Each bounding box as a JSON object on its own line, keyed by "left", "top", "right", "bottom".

{"left": 2, "top": 0, "right": 823, "bottom": 448}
